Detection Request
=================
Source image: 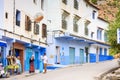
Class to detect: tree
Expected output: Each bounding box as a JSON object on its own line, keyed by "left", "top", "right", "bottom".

{"left": 107, "top": 10, "right": 120, "bottom": 55}
{"left": 91, "top": 0, "right": 97, "bottom": 4}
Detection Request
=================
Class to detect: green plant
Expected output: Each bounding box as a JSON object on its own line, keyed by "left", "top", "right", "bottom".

{"left": 91, "top": 0, "right": 97, "bottom": 4}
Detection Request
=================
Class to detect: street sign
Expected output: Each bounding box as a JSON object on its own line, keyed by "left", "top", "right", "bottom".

{"left": 117, "top": 28, "right": 120, "bottom": 44}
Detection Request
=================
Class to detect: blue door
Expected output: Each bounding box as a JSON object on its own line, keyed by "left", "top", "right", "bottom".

{"left": 25, "top": 48, "right": 32, "bottom": 71}
{"left": 80, "top": 49, "right": 84, "bottom": 64}
{"left": 34, "top": 51, "right": 39, "bottom": 69}
{"left": 69, "top": 47, "right": 75, "bottom": 64}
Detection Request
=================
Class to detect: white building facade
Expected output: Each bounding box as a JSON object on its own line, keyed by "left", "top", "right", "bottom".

{"left": 46, "top": 0, "right": 113, "bottom": 65}
{"left": 0, "top": 0, "right": 47, "bottom": 71}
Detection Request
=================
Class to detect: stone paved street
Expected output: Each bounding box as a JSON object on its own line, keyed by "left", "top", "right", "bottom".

{"left": 2, "top": 59, "right": 119, "bottom": 80}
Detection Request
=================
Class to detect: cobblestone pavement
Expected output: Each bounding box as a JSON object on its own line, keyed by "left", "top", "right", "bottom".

{"left": 2, "top": 59, "right": 119, "bottom": 80}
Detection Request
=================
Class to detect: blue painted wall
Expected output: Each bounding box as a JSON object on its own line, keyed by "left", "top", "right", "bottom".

{"left": 24, "top": 47, "right": 46, "bottom": 71}
{"left": 89, "top": 53, "right": 114, "bottom": 63}
{"left": 89, "top": 53, "right": 96, "bottom": 63}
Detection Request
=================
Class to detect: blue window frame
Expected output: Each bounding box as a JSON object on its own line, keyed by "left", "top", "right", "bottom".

{"left": 16, "top": 10, "right": 21, "bottom": 26}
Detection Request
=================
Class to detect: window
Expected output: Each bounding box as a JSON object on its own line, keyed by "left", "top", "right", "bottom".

{"left": 42, "top": 24, "right": 47, "bottom": 38}
{"left": 73, "top": 15, "right": 80, "bottom": 32}
{"left": 25, "top": 15, "right": 31, "bottom": 31}
{"left": 62, "top": 20, "right": 67, "bottom": 29}
{"left": 62, "top": 11, "right": 69, "bottom": 30}
{"left": 84, "top": 20, "right": 90, "bottom": 36}
{"left": 34, "top": 22, "right": 39, "bottom": 35}
{"left": 5, "top": 12, "right": 8, "bottom": 19}
{"left": 85, "top": 26, "right": 88, "bottom": 35}
{"left": 33, "top": 0, "right": 37, "bottom": 4}
{"left": 91, "top": 32, "right": 94, "bottom": 38}
{"left": 41, "top": 0, "right": 44, "bottom": 10}
{"left": 73, "top": 23, "right": 78, "bottom": 32}
{"left": 104, "top": 31, "right": 107, "bottom": 42}
{"left": 97, "top": 28, "right": 103, "bottom": 40}
{"left": 92, "top": 10, "right": 96, "bottom": 19}
{"left": 16, "top": 10, "right": 21, "bottom": 26}
{"left": 74, "top": 0, "right": 79, "bottom": 10}
{"left": 62, "top": 0, "right": 67, "bottom": 4}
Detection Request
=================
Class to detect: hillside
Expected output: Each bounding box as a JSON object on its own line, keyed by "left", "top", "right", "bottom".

{"left": 90, "top": 0, "right": 120, "bottom": 22}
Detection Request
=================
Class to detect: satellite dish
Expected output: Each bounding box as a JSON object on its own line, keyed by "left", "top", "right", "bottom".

{"left": 34, "top": 12, "right": 44, "bottom": 23}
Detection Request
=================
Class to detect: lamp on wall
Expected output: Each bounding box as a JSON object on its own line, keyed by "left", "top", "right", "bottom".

{"left": 34, "top": 12, "right": 44, "bottom": 23}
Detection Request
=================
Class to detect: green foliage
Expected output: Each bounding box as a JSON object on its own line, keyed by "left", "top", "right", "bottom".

{"left": 107, "top": 10, "right": 120, "bottom": 55}
{"left": 91, "top": 0, "right": 97, "bottom": 4}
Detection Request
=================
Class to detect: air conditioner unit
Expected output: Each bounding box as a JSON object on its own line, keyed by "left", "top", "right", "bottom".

{"left": 64, "top": 32, "right": 70, "bottom": 36}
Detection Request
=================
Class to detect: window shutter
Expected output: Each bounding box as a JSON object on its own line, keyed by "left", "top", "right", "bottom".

{"left": 25, "top": 15, "right": 31, "bottom": 31}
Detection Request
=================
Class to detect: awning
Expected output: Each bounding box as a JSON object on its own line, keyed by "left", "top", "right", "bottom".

{"left": 55, "top": 34, "right": 110, "bottom": 46}
{"left": 0, "top": 40, "right": 7, "bottom": 47}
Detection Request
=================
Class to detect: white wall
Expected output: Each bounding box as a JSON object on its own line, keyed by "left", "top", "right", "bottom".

{"left": 0, "top": 0, "right": 4, "bottom": 28}
{"left": 4, "top": 0, "right": 46, "bottom": 44}
{"left": 47, "top": 38, "right": 88, "bottom": 64}
{"left": 47, "top": 0, "right": 61, "bottom": 31}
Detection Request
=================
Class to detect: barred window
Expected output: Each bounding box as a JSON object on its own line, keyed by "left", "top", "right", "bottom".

{"left": 34, "top": 22, "right": 39, "bottom": 35}
{"left": 84, "top": 20, "right": 90, "bottom": 36}
{"left": 74, "top": 0, "right": 79, "bottom": 10}
{"left": 73, "top": 15, "right": 80, "bottom": 32}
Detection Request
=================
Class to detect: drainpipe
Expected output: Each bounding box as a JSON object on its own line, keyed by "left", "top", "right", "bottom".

{"left": 12, "top": 0, "right": 16, "bottom": 56}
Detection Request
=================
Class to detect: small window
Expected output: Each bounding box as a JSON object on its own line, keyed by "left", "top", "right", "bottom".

{"left": 42, "top": 24, "right": 47, "bottom": 38}
{"left": 25, "top": 15, "right": 31, "bottom": 31}
{"left": 84, "top": 20, "right": 90, "bottom": 36}
{"left": 34, "top": 22, "right": 39, "bottom": 35}
{"left": 33, "top": 0, "right": 37, "bottom": 4}
{"left": 73, "top": 16, "right": 80, "bottom": 32}
{"left": 16, "top": 10, "right": 21, "bottom": 26}
{"left": 97, "top": 28, "right": 103, "bottom": 40}
{"left": 62, "top": 0, "right": 67, "bottom": 4}
{"left": 74, "top": 0, "right": 79, "bottom": 10}
{"left": 5, "top": 12, "right": 8, "bottom": 19}
{"left": 92, "top": 10, "right": 96, "bottom": 19}
{"left": 91, "top": 32, "right": 94, "bottom": 38}
{"left": 104, "top": 31, "right": 107, "bottom": 42}
{"left": 62, "top": 10, "right": 69, "bottom": 30}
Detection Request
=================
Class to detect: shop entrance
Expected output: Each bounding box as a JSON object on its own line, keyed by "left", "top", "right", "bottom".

{"left": 13, "top": 42, "right": 24, "bottom": 72}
